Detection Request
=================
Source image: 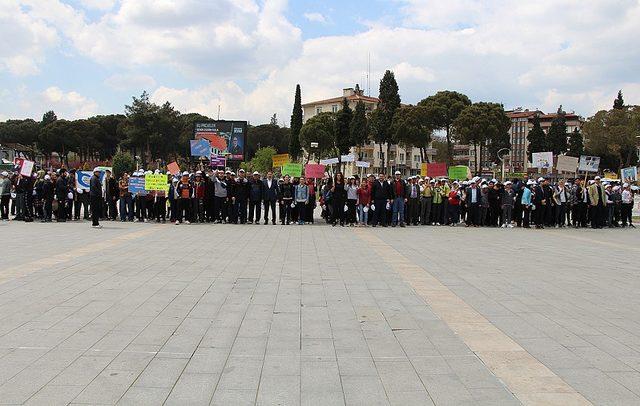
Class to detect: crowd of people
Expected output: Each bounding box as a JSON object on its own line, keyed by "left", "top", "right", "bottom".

{"left": 0, "top": 167, "right": 637, "bottom": 230}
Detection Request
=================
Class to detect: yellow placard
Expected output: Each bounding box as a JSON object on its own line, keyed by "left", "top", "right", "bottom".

{"left": 272, "top": 154, "right": 290, "bottom": 168}
{"left": 145, "top": 174, "right": 169, "bottom": 192}
{"left": 420, "top": 163, "right": 427, "bottom": 177}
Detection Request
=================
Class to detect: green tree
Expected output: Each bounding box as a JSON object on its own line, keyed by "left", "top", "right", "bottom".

{"left": 390, "top": 105, "right": 435, "bottom": 160}
{"left": 0, "top": 119, "right": 40, "bottom": 145}
{"left": 372, "top": 70, "right": 401, "bottom": 171}
{"left": 431, "top": 138, "right": 449, "bottom": 163}
{"left": 418, "top": 90, "right": 471, "bottom": 164}
{"left": 526, "top": 115, "right": 546, "bottom": 161}
{"left": 177, "top": 113, "right": 211, "bottom": 156}
{"left": 299, "top": 112, "right": 336, "bottom": 159}
{"left": 246, "top": 124, "right": 290, "bottom": 160}
{"left": 583, "top": 106, "right": 640, "bottom": 171}
{"left": 41, "top": 110, "right": 57, "bottom": 127}
{"left": 335, "top": 98, "right": 353, "bottom": 160}
{"left": 39, "top": 120, "right": 79, "bottom": 164}
{"left": 289, "top": 84, "right": 303, "bottom": 160}
{"left": 453, "top": 102, "right": 511, "bottom": 173}
{"left": 89, "top": 114, "right": 127, "bottom": 159}
{"left": 613, "top": 90, "right": 624, "bottom": 110}
{"left": 350, "top": 100, "right": 368, "bottom": 148}
{"left": 248, "top": 146, "right": 277, "bottom": 173}
{"left": 567, "top": 128, "right": 584, "bottom": 157}
{"left": 112, "top": 151, "right": 135, "bottom": 178}
{"left": 547, "top": 106, "right": 568, "bottom": 156}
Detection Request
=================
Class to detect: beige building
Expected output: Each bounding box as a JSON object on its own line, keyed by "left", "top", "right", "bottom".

{"left": 302, "top": 85, "right": 434, "bottom": 176}
{"left": 504, "top": 108, "right": 584, "bottom": 172}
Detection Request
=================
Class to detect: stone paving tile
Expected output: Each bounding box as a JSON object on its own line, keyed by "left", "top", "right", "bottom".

{"left": 1, "top": 222, "right": 639, "bottom": 405}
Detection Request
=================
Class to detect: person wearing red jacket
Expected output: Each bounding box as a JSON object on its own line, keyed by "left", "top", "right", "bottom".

{"left": 175, "top": 172, "right": 192, "bottom": 225}
{"left": 192, "top": 171, "right": 206, "bottom": 223}
{"left": 356, "top": 178, "right": 371, "bottom": 226}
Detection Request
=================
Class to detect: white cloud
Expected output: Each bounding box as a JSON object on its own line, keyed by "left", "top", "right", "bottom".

{"left": 304, "top": 12, "right": 327, "bottom": 23}
{"left": 79, "top": 0, "right": 116, "bottom": 11}
{"left": 0, "top": 2, "right": 58, "bottom": 75}
{"left": 41, "top": 87, "right": 98, "bottom": 119}
{"left": 104, "top": 73, "right": 157, "bottom": 91}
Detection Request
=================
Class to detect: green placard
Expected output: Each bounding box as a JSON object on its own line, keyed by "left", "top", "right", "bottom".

{"left": 145, "top": 174, "right": 169, "bottom": 192}
{"left": 281, "top": 163, "right": 303, "bottom": 177}
{"left": 448, "top": 165, "right": 469, "bottom": 180}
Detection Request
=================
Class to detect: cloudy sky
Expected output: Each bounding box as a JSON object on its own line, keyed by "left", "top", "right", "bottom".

{"left": 1, "top": 0, "right": 639, "bottom": 124}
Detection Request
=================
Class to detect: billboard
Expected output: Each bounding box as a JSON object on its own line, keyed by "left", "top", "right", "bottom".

{"left": 194, "top": 121, "right": 247, "bottom": 161}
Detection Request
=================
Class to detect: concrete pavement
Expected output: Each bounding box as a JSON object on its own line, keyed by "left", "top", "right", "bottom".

{"left": 0, "top": 220, "right": 639, "bottom": 405}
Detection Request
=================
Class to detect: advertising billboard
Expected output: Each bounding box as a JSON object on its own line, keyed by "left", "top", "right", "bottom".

{"left": 194, "top": 121, "right": 247, "bottom": 161}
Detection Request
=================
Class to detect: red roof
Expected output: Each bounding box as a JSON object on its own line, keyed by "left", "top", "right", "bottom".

{"left": 303, "top": 93, "right": 380, "bottom": 107}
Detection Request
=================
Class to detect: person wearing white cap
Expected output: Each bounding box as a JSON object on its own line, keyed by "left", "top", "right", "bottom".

{"left": 175, "top": 171, "right": 192, "bottom": 225}
{"left": 621, "top": 182, "right": 635, "bottom": 228}
{"left": 390, "top": 170, "right": 407, "bottom": 227}
{"left": 521, "top": 180, "right": 534, "bottom": 228}
{"left": 0, "top": 170, "right": 10, "bottom": 220}
{"left": 420, "top": 175, "right": 433, "bottom": 225}
{"left": 89, "top": 168, "right": 103, "bottom": 228}
{"left": 464, "top": 178, "right": 481, "bottom": 226}
{"left": 587, "top": 175, "right": 606, "bottom": 228}
{"left": 41, "top": 173, "right": 55, "bottom": 222}
{"left": 501, "top": 181, "right": 515, "bottom": 228}
{"left": 233, "top": 168, "right": 249, "bottom": 224}
{"left": 552, "top": 179, "right": 568, "bottom": 228}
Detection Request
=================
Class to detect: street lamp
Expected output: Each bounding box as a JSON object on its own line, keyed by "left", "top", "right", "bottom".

{"left": 497, "top": 148, "right": 510, "bottom": 182}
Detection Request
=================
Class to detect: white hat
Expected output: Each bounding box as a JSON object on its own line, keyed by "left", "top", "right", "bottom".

{"left": 429, "top": 180, "right": 435, "bottom": 183}
{"left": 196, "top": 170, "right": 202, "bottom": 175}
{"left": 225, "top": 170, "right": 231, "bottom": 174}
{"left": 588, "top": 180, "right": 595, "bottom": 184}
{"left": 154, "top": 169, "right": 160, "bottom": 174}
{"left": 490, "top": 178, "right": 497, "bottom": 183}
{"left": 93, "top": 167, "right": 101, "bottom": 172}
{"left": 394, "top": 171, "right": 401, "bottom": 175}
{"left": 231, "top": 172, "right": 236, "bottom": 176}
{"left": 238, "top": 168, "right": 245, "bottom": 173}
{"left": 44, "top": 174, "right": 51, "bottom": 180}
{"left": 1, "top": 171, "right": 8, "bottom": 176}
{"left": 182, "top": 171, "right": 189, "bottom": 176}
{"left": 537, "top": 177, "right": 545, "bottom": 182}
{"left": 594, "top": 176, "right": 601, "bottom": 180}
{"left": 505, "top": 181, "right": 512, "bottom": 185}
{"left": 623, "top": 182, "right": 629, "bottom": 187}
{"left": 453, "top": 180, "right": 459, "bottom": 185}
{"left": 253, "top": 171, "right": 260, "bottom": 175}
{"left": 482, "top": 184, "right": 488, "bottom": 188}
{"left": 527, "top": 180, "right": 536, "bottom": 185}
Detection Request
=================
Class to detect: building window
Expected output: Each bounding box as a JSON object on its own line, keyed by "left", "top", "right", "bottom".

{"left": 399, "top": 153, "right": 405, "bottom": 163}
{"left": 414, "top": 155, "right": 420, "bottom": 162}
{"left": 316, "top": 106, "right": 322, "bottom": 114}
{"left": 332, "top": 105, "right": 338, "bottom": 113}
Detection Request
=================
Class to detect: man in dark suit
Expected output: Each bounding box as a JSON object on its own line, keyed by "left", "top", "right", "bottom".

{"left": 371, "top": 173, "right": 392, "bottom": 227}
{"left": 262, "top": 171, "right": 279, "bottom": 225}
{"left": 89, "top": 168, "right": 103, "bottom": 228}
{"left": 465, "top": 178, "right": 481, "bottom": 226}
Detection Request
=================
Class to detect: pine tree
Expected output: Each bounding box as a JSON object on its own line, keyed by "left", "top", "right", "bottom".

{"left": 289, "top": 84, "right": 303, "bottom": 160}
{"left": 349, "top": 101, "right": 368, "bottom": 148}
{"left": 373, "top": 70, "right": 401, "bottom": 171}
{"left": 613, "top": 90, "right": 624, "bottom": 109}
{"left": 527, "top": 115, "right": 546, "bottom": 161}
{"left": 335, "top": 98, "right": 353, "bottom": 157}
{"left": 567, "top": 128, "right": 584, "bottom": 157}
{"left": 41, "top": 110, "right": 57, "bottom": 127}
{"left": 547, "top": 106, "right": 568, "bottom": 155}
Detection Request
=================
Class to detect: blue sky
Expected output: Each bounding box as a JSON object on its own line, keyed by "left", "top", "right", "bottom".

{"left": 1, "top": 0, "right": 639, "bottom": 124}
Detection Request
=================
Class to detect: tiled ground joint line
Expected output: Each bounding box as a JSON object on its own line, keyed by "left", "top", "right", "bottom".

{"left": 354, "top": 228, "right": 592, "bottom": 406}
{"left": 0, "top": 226, "right": 160, "bottom": 284}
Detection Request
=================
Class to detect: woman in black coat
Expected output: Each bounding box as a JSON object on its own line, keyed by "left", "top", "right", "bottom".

{"left": 331, "top": 172, "right": 347, "bottom": 226}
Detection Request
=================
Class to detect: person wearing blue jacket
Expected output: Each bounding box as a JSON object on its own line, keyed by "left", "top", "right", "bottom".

{"left": 521, "top": 180, "right": 534, "bottom": 229}
{"left": 295, "top": 177, "right": 310, "bottom": 225}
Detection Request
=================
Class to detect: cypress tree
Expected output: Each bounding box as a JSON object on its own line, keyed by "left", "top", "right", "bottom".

{"left": 289, "top": 84, "right": 303, "bottom": 160}
{"left": 613, "top": 90, "right": 624, "bottom": 109}
{"left": 527, "top": 115, "right": 546, "bottom": 161}
{"left": 567, "top": 128, "right": 584, "bottom": 157}
{"left": 547, "top": 106, "right": 568, "bottom": 156}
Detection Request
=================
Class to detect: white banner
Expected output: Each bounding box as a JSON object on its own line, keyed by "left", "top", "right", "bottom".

{"left": 532, "top": 152, "right": 553, "bottom": 169}
{"left": 320, "top": 157, "right": 339, "bottom": 165}
{"left": 76, "top": 171, "right": 92, "bottom": 190}
{"left": 621, "top": 166, "right": 638, "bottom": 182}
{"left": 355, "top": 161, "right": 370, "bottom": 168}
{"left": 556, "top": 155, "right": 578, "bottom": 173}
{"left": 19, "top": 159, "right": 34, "bottom": 176}
{"left": 578, "top": 155, "right": 600, "bottom": 172}
{"left": 340, "top": 154, "right": 355, "bottom": 162}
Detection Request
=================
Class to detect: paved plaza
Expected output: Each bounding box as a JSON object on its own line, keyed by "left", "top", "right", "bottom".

{"left": 0, "top": 221, "right": 639, "bottom": 405}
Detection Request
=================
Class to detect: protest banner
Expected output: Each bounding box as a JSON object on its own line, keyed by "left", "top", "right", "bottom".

{"left": 94, "top": 166, "right": 112, "bottom": 173}
{"left": 448, "top": 165, "right": 470, "bottom": 180}
{"left": 532, "top": 152, "right": 553, "bottom": 169}
{"left": 75, "top": 171, "right": 92, "bottom": 190}
{"left": 144, "top": 173, "right": 169, "bottom": 192}
{"left": 19, "top": 159, "right": 34, "bottom": 176}
{"left": 556, "top": 155, "right": 578, "bottom": 173}
{"left": 420, "top": 163, "right": 427, "bottom": 177}
{"left": 282, "top": 163, "right": 303, "bottom": 177}
{"left": 621, "top": 166, "right": 638, "bottom": 182}
{"left": 355, "top": 161, "right": 370, "bottom": 168}
{"left": 340, "top": 154, "right": 355, "bottom": 162}
{"left": 578, "top": 155, "right": 600, "bottom": 172}
{"left": 426, "top": 163, "right": 447, "bottom": 178}
{"left": 304, "top": 164, "right": 325, "bottom": 178}
{"left": 128, "top": 177, "right": 146, "bottom": 194}
{"left": 190, "top": 139, "right": 211, "bottom": 157}
{"left": 320, "top": 157, "right": 339, "bottom": 165}
{"left": 272, "top": 154, "right": 289, "bottom": 167}
{"left": 210, "top": 155, "right": 226, "bottom": 167}
{"left": 167, "top": 161, "right": 180, "bottom": 175}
